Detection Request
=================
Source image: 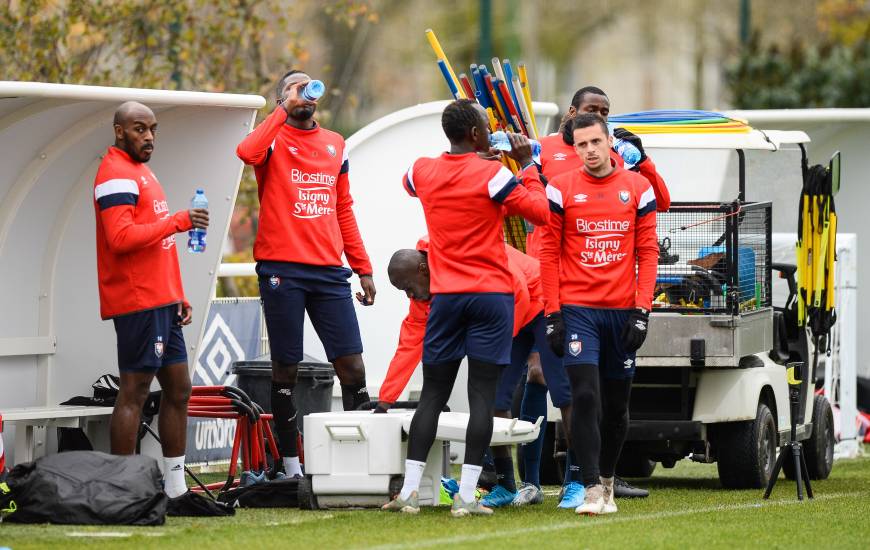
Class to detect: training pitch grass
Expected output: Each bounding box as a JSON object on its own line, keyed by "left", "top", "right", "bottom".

{"left": 2, "top": 450, "right": 869, "bottom": 549}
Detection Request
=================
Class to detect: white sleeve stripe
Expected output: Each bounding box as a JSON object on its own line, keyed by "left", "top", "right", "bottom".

{"left": 94, "top": 179, "right": 139, "bottom": 200}
{"left": 487, "top": 166, "right": 515, "bottom": 199}
{"left": 405, "top": 163, "right": 416, "bottom": 192}
{"left": 341, "top": 147, "right": 349, "bottom": 163}
{"left": 637, "top": 186, "right": 656, "bottom": 210}
{"left": 545, "top": 185, "right": 563, "bottom": 208}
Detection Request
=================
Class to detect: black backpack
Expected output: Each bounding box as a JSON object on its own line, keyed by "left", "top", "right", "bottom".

{"left": 0, "top": 451, "right": 167, "bottom": 525}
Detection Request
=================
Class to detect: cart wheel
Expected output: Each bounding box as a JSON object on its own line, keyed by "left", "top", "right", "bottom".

{"left": 715, "top": 402, "right": 777, "bottom": 489}
{"left": 616, "top": 451, "right": 657, "bottom": 478}
{"left": 298, "top": 475, "right": 319, "bottom": 510}
{"left": 804, "top": 394, "right": 835, "bottom": 479}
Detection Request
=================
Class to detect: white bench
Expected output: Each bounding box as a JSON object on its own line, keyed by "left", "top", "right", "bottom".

{"left": 1, "top": 406, "right": 114, "bottom": 464}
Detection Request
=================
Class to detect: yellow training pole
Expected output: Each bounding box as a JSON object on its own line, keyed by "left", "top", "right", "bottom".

{"left": 425, "top": 29, "right": 465, "bottom": 99}
{"left": 517, "top": 64, "right": 539, "bottom": 138}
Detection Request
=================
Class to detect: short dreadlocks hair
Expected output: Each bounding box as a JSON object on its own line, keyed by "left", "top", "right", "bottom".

{"left": 441, "top": 98, "right": 483, "bottom": 143}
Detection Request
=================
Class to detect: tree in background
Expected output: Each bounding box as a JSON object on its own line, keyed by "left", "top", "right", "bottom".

{"left": 727, "top": 0, "right": 870, "bottom": 108}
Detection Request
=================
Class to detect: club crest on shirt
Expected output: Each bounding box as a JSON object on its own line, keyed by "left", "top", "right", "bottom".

{"left": 553, "top": 152, "right": 567, "bottom": 161}
{"left": 326, "top": 144, "right": 336, "bottom": 157}
{"left": 618, "top": 190, "right": 630, "bottom": 204}
{"left": 154, "top": 336, "right": 164, "bottom": 358}
{"left": 269, "top": 275, "right": 280, "bottom": 289}
{"left": 569, "top": 339, "right": 582, "bottom": 356}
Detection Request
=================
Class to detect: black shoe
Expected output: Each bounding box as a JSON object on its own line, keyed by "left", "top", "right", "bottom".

{"left": 613, "top": 476, "right": 649, "bottom": 498}
{"left": 477, "top": 469, "right": 497, "bottom": 491}
{"left": 167, "top": 490, "right": 236, "bottom": 516}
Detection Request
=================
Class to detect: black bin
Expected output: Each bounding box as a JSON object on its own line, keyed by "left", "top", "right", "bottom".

{"left": 231, "top": 352, "right": 335, "bottom": 435}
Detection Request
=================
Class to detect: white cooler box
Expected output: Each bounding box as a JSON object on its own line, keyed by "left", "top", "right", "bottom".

{"left": 301, "top": 410, "right": 541, "bottom": 509}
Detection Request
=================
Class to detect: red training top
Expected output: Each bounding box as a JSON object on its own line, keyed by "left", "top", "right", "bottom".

{"left": 529, "top": 133, "right": 671, "bottom": 257}
{"left": 378, "top": 237, "right": 544, "bottom": 404}
{"left": 539, "top": 161, "right": 659, "bottom": 314}
{"left": 237, "top": 107, "right": 372, "bottom": 274}
{"left": 403, "top": 153, "right": 548, "bottom": 294}
{"left": 93, "top": 146, "right": 192, "bottom": 319}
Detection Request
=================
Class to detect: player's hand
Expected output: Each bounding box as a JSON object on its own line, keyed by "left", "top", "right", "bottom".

{"left": 477, "top": 148, "right": 503, "bottom": 162}
{"left": 278, "top": 79, "right": 315, "bottom": 115}
{"left": 613, "top": 128, "right": 647, "bottom": 163}
{"left": 373, "top": 402, "right": 391, "bottom": 413}
{"left": 504, "top": 132, "right": 533, "bottom": 167}
{"left": 356, "top": 274, "right": 376, "bottom": 306}
{"left": 177, "top": 302, "right": 193, "bottom": 326}
{"left": 620, "top": 308, "right": 649, "bottom": 352}
{"left": 545, "top": 312, "right": 565, "bottom": 358}
{"left": 188, "top": 208, "right": 209, "bottom": 229}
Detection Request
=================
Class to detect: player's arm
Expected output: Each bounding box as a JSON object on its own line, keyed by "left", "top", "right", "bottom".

{"left": 637, "top": 156, "right": 670, "bottom": 212}
{"left": 634, "top": 184, "right": 659, "bottom": 310}
{"left": 335, "top": 153, "right": 374, "bottom": 277}
{"left": 613, "top": 128, "right": 670, "bottom": 211}
{"left": 96, "top": 179, "right": 194, "bottom": 254}
{"left": 489, "top": 163, "right": 549, "bottom": 226}
{"left": 236, "top": 107, "right": 286, "bottom": 166}
{"left": 378, "top": 299, "right": 428, "bottom": 406}
{"left": 538, "top": 183, "right": 565, "bottom": 315}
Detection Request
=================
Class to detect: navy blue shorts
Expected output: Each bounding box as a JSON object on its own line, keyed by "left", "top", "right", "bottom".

{"left": 561, "top": 305, "right": 635, "bottom": 380}
{"left": 423, "top": 293, "right": 513, "bottom": 365}
{"left": 257, "top": 261, "right": 363, "bottom": 364}
{"left": 112, "top": 304, "right": 187, "bottom": 372}
{"left": 494, "top": 313, "right": 572, "bottom": 410}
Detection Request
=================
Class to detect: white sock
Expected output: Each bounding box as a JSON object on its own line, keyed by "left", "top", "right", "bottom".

{"left": 458, "top": 464, "right": 483, "bottom": 503}
{"left": 399, "top": 459, "right": 426, "bottom": 500}
{"left": 283, "top": 456, "right": 303, "bottom": 476}
{"left": 163, "top": 455, "right": 187, "bottom": 498}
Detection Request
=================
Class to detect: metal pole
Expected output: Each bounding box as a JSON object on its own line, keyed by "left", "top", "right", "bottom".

{"left": 739, "top": 0, "right": 751, "bottom": 46}
{"left": 479, "top": 0, "right": 492, "bottom": 64}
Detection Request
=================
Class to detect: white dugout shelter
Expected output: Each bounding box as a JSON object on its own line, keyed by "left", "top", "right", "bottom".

{"left": 0, "top": 82, "right": 263, "bottom": 462}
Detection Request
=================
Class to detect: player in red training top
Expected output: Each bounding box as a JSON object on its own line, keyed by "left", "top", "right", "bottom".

{"left": 378, "top": 236, "right": 572, "bottom": 509}
{"left": 382, "top": 99, "right": 548, "bottom": 517}
{"left": 539, "top": 113, "right": 659, "bottom": 516}
{"left": 237, "top": 69, "right": 375, "bottom": 479}
{"left": 530, "top": 86, "right": 669, "bottom": 258}
{"left": 93, "top": 101, "right": 209, "bottom": 500}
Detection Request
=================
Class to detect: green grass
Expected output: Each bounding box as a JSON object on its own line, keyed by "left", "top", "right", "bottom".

{"left": 2, "top": 451, "right": 869, "bottom": 550}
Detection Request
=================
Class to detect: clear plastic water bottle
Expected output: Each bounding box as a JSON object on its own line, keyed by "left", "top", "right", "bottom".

{"left": 489, "top": 131, "right": 542, "bottom": 160}
{"left": 187, "top": 188, "right": 207, "bottom": 254}
{"left": 300, "top": 80, "right": 326, "bottom": 101}
{"left": 607, "top": 123, "right": 642, "bottom": 169}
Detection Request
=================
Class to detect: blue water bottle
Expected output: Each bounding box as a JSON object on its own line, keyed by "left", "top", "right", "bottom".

{"left": 300, "top": 80, "right": 326, "bottom": 101}
{"left": 187, "top": 188, "right": 207, "bottom": 254}
{"left": 489, "top": 130, "right": 542, "bottom": 161}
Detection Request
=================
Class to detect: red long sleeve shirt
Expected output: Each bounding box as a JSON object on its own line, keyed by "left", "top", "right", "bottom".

{"left": 539, "top": 162, "right": 659, "bottom": 314}
{"left": 236, "top": 108, "right": 372, "bottom": 274}
{"left": 378, "top": 238, "right": 544, "bottom": 404}
{"left": 403, "top": 153, "right": 548, "bottom": 294}
{"left": 93, "top": 147, "right": 192, "bottom": 319}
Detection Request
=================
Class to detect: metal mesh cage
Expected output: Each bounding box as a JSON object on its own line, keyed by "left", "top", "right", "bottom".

{"left": 653, "top": 202, "right": 771, "bottom": 314}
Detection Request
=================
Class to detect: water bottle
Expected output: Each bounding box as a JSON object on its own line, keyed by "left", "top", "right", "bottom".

{"left": 607, "top": 123, "right": 642, "bottom": 169}
{"left": 489, "top": 131, "right": 542, "bottom": 160}
{"left": 300, "top": 80, "right": 326, "bottom": 101}
{"left": 187, "top": 188, "right": 207, "bottom": 254}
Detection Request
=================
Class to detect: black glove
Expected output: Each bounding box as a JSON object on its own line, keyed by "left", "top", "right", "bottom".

{"left": 545, "top": 312, "right": 565, "bottom": 358}
{"left": 621, "top": 309, "right": 649, "bottom": 353}
{"left": 613, "top": 127, "right": 647, "bottom": 164}
{"left": 373, "top": 402, "right": 390, "bottom": 414}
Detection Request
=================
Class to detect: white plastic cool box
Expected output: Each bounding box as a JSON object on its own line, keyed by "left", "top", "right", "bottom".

{"left": 303, "top": 410, "right": 541, "bottom": 507}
